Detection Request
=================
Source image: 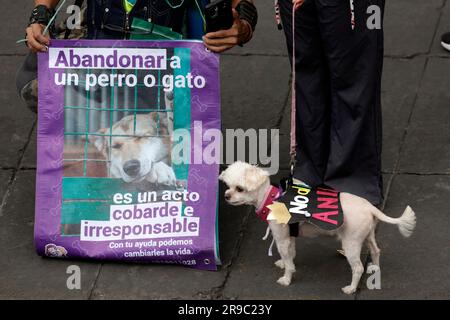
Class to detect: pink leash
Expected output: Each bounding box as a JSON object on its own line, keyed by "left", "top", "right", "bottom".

{"left": 262, "top": 3, "right": 297, "bottom": 256}
{"left": 290, "top": 5, "right": 297, "bottom": 176}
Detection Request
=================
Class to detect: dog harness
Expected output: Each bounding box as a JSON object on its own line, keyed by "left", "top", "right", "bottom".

{"left": 257, "top": 183, "right": 344, "bottom": 229}
{"left": 277, "top": 183, "right": 344, "bottom": 231}
{"left": 258, "top": 182, "right": 344, "bottom": 256}
{"left": 255, "top": 186, "right": 282, "bottom": 222}
{"left": 256, "top": 185, "right": 281, "bottom": 256}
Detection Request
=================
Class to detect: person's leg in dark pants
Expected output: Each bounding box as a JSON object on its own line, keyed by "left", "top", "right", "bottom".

{"left": 316, "top": 0, "right": 384, "bottom": 205}
{"left": 279, "top": 0, "right": 331, "bottom": 187}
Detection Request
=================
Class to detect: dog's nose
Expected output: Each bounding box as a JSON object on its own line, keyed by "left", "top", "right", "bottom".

{"left": 225, "top": 194, "right": 231, "bottom": 201}
{"left": 123, "top": 160, "right": 141, "bottom": 177}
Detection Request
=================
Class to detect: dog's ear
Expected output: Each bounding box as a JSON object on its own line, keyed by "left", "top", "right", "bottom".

{"left": 243, "top": 165, "right": 270, "bottom": 191}
{"left": 147, "top": 112, "right": 170, "bottom": 136}
{"left": 218, "top": 169, "right": 227, "bottom": 182}
{"left": 157, "top": 113, "right": 169, "bottom": 131}
{"left": 89, "top": 128, "right": 108, "bottom": 152}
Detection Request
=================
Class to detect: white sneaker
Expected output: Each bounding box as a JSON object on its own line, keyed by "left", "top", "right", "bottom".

{"left": 441, "top": 32, "right": 450, "bottom": 52}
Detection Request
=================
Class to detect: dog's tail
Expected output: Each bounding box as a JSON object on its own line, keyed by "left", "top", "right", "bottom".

{"left": 370, "top": 205, "right": 416, "bottom": 238}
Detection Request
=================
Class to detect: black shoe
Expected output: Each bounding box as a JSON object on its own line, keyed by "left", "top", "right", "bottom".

{"left": 442, "top": 32, "right": 450, "bottom": 52}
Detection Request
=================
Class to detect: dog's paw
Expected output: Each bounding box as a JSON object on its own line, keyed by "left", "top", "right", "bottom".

{"left": 276, "top": 276, "right": 291, "bottom": 287}
{"left": 341, "top": 285, "right": 357, "bottom": 295}
{"left": 274, "top": 260, "right": 285, "bottom": 269}
{"left": 149, "top": 162, "right": 177, "bottom": 186}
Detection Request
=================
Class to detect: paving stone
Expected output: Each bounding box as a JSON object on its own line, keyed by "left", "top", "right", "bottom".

{"left": 221, "top": 55, "right": 290, "bottom": 130}
{"left": 0, "top": 171, "right": 101, "bottom": 299}
{"left": 384, "top": 0, "right": 444, "bottom": 57}
{"left": 91, "top": 262, "right": 227, "bottom": 300}
{"left": 220, "top": 55, "right": 290, "bottom": 167}
{"left": 0, "top": 56, "right": 35, "bottom": 168}
{"left": 0, "top": 170, "right": 13, "bottom": 200}
{"left": 399, "top": 58, "right": 450, "bottom": 173}
{"left": 417, "top": 57, "right": 450, "bottom": 98}
{"left": 381, "top": 57, "right": 426, "bottom": 172}
{"left": 1, "top": 2, "right": 30, "bottom": 55}
{"left": 399, "top": 125, "right": 450, "bottom": 174}
{"left": 21, "top": 126, "right": 36, "bottom": 169}
{"left": 381, "top": 174, "right": 392, "bottom": 204}
{"left": 358, "top": 175, "right": 450, "bottom": 299}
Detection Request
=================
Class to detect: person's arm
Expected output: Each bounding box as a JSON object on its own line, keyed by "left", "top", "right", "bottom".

{"left": 26, "top": 0, "right": 60, "bottom": 52}
{"left": 203, "top": 0, "right": 256, "bottom": 53}
{"left": 35, "top": 0, "right": 59, "bottom": 6}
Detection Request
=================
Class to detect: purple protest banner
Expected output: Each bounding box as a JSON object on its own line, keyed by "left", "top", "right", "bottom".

{"left": 35, "top": 40, "right": 221, "bottom": 270}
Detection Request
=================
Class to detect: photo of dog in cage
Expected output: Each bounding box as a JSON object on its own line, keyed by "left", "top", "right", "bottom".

{"left": 62, "top": 68, "right": 180, "bottom": 190}
{"left": 88, "top": 93, "right": 176, "bottom": 186}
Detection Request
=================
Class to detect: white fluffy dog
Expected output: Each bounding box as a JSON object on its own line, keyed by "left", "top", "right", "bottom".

{"left": 219, "top": 161, "right": 417, "bottom": 294}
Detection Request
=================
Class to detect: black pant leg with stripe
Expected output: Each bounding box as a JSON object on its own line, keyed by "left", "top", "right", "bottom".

{"left": 279, "top": 0, "right": 385, "bottom": 205}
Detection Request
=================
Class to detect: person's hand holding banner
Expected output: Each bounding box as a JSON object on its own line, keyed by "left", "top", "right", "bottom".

{"left": 203, "top": 9, "right": 253, "bottom": 53}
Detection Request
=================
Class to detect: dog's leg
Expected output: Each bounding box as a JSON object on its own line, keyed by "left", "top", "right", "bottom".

{"left": 270, "top": 223, "right": 296, "bottom": 286}
{"left": 274, "top": 259, "right": 285, "bottom": 269}
{"left": 275, "top": 236, "right": 296, "bottom": 269}
{"left": 289, "top": 236, "right": 296, "bottom": 259}
{"left": 366, "top": 229, "right": 381, "bottom": 267}
{"left": 275, "top": 238, "right": 295, "bottom": 286}
{"left": 341, "top": 239, "right": 364, "bottom": 295}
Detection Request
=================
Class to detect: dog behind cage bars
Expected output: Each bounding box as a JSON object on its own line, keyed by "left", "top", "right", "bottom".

{"left": 62, "top": 68, "right": 177, "bottom": 186}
